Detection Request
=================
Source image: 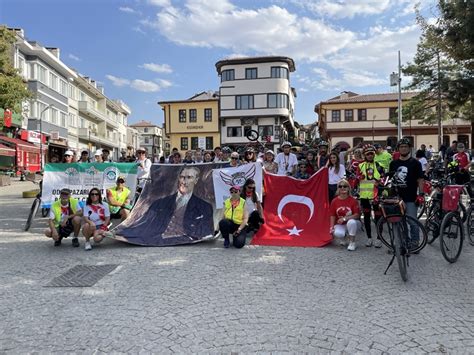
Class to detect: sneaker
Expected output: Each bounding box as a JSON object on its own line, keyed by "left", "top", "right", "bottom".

{"left": 365, "top": 239, "right": 373, "bottom": 247}
{"left": 347, "top": 242, "right": 356, "bottom": 251}
{"left": 84, "top": 241, "right": 92, "bottom": 251}
{"left": 374, "top": 239, "right": 383, "bottom": 248}
{"left": 72, "top": 237, "right": 79, "bottom": 247}
{"left": 54, "top": 238, "right": 62, "bottom": 247}
{"left": 223, "top": 238, "right": 230, "bottom": 248}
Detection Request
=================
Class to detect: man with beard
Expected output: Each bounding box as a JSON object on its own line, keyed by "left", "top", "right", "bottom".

{"left": 357, "top": 144, "right": 385, "bottom": 247}
{"left": 316, "top": 140, "right": 330, "bottom": 169}
{"left": 275, "top": 141, "right": 298, "bottom": 176}
{"left": 389, "top": 138, "right": 425, "bottom": 250}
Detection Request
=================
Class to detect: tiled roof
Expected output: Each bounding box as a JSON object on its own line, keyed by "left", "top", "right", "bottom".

{"left": 324, "top": 92, "right": 417, "bottom": 104}
{"left": 129, "top": 120, "right": 157, "bottom": 127}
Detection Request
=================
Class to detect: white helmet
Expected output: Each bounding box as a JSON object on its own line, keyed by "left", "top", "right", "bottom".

{"left": 281, "top": 141, "right": 292, "bottom": 148}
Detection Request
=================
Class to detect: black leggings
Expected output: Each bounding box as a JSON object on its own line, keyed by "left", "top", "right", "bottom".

{"left": 218, "top": 219, "right": 246, "bottom": 248}
{"left": 360, "top": 198, "right": 382, "bottom": 239}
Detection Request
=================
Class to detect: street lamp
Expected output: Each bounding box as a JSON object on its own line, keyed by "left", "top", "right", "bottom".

{"left": 39, "top": 104, "right": 54, "bottom": 169}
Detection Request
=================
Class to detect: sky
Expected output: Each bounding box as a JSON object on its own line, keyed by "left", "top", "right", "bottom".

{"left": 0, "top": 0, "right": 437, "bottom": 126}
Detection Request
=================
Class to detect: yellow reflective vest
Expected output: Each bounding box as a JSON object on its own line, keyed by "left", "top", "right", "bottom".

{"left": 108, "top": 186, "right": 130, "bottom": 213}
{"left": 359, "top": 161, "right": 382, "bottom": 199}
{"left": 51, "top": 198, "right": 80, "bottom": 227}
{"left": 224, "top": 198, "right": 246, "bottom": 225}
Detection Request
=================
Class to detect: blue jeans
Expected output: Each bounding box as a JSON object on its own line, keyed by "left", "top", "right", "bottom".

{"left": 405, "top": 202, "right": 419, "bottom": 243}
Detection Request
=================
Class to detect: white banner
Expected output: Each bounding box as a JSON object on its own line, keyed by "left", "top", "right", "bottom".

{"left": 41, "top": 163, "right": 138, "bottom": 208}
{"left": 212, "top": 162, "right": 263, "bottom": 208}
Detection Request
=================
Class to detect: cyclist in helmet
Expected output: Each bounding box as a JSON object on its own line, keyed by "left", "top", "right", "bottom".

{"left": 357, "top": 144, "right": 385, "bottom": 247}
{"left": 452, "top": 143, "right": 473, "bottom": 197}
{"left": 216, "top": 146, "right": 232, "bottom": 163}
{"left": 389, "top": 137, "right": 425, "bottom": 250}
{"left": 317, "top": 140, "right": 330, "bottom": 169}
{"left": 275, "top": 142, "right": 297, "bottom": 176}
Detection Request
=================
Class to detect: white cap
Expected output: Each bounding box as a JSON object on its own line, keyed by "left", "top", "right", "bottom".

{"left": 64, "top": 150, "right": 74, "bottom": 156}
{"left": 94, "top": 149, "right": 103, "bottom": 156}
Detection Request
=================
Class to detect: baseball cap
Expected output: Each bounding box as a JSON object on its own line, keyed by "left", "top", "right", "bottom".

{"left": 64, "top": 150, "right": 74, "bottom": 156}
{"left": 265, "top": 150, "right": 275, "bottom": 156}
{"left": 94, "top": 149, "right": 103, "bottom": 156}
{"left": 373, "top": 143, "right": 382, "bottom": 149}
{"left": 457, "top": 143, "right": 465, "bottom": 149}
{"left": 229, "top": 185, "right": 241, "bottom": 191}
{"left": 137, "top": 147, "right": 146, "bottom": 152}
{"left": 230, "top": 152, "right": 239, "bottom": 158}
{"left": 116, "top": 175, "right": 126, "bottom": 183}
{"left": 281, "top": 141, "right": 292, "bottom": 148}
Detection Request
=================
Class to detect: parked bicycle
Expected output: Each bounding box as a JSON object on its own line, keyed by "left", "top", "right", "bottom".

{"left": 376, "top": 177, "right": 428, "bottom": 282}
{"left": 24, "top": 176, "right": 49, "bottom": 231}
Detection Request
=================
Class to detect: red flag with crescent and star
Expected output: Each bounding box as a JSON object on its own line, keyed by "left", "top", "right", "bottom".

{"left": 251, "top": 168, "right": 331, "bottom": 247}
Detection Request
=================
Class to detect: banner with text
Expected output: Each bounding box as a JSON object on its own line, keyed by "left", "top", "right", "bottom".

{"left": 41, "top": 163, "right": 138, "bottom": 208}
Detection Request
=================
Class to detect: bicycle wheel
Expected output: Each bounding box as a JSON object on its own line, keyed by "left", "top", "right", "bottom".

{"left": 425, "top": 203, "right": 441, "bottom": 244}
{"left": 417, "top": 201, "right": 426, "bottom": 219}
{"left": 25, "top": 198, "right": 40, "bottom": 231}
{"left": 467, "top": 206, "right": 474, "bottom": 246}
{"left": 378, "top": 215, "right": 427, "bottom": 254}
{"left": 439, "top": 211, "right": 464, "bottom": 263}
{"left": 393, "top": 223, "right": 408, "bottom": 282}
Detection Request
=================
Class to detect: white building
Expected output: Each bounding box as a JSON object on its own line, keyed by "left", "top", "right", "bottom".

{"left": 129, "top": 120, "right": 163, "bottom": 160}
{"left": 215, "top": 56, "right": 296, "bottom": 150}
{"left": 126, "top": 126, "right": 140, "bottom": 157}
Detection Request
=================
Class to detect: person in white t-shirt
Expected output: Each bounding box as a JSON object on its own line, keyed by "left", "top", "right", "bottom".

{"left": 275, "top": 141, "right": 298, "bottom": 176}
{"left": 241, "top": 178, "right": 264, "bottom": 232}
{"left": 136, "top": 147, "right": 152, "bottom": 190}
{"left": 82, "top": 188, "right": 111, "bottom": 251}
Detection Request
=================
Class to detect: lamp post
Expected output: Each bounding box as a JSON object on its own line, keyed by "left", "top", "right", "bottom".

{"left": 39, "top": 104, "right": 54, "bottom": 169}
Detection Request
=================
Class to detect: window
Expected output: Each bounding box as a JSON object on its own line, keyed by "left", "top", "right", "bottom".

{"left": 191, "top": 137, "right": 199, "bottom": 150}
{"left": 38, "top": 65, "right": 47, "bottom": 83}
{"left": 221, "top": 69, "right": 235, "bottom": 82}
{"left": 244, "top": 126, "right": 253, "bottom": 137}
{"left": 204, "top": 108, "right": 212, "bottom": 122}
{"left": 387, "top": 136, "right": 397, "bottom": 148}
{"left": 344, "top": 110, "right": 353, "bottom": 121}
{"left": 190, "top": 109, "right": 197, "bottom": 122}
{"left": 236, "top": 95, "right": 254, "bottom": 109}
{"left": 331, "top": 110, "right": 341, "bottom": 122}
{"left": 357, "top": 109, "right": 367, "bottom": 121}
{"left": 60, "top": 80, "right": 68, "bottom": 96}
{"left": 49, "top": 73, "right": 58, "bottom": 91}
{"left": 353, "top": 137, "right": 363, "bottom": 147}
{"left": 227, "top": 127, "right": 242, "bottom": 137}
{"left": 245, "top": 68, "right": 257, "bottom": 79}
{"left": 60, "top": 112, "right": 67, "bottom": 127}
{"left": 179, "top": 109, "right": 186, "bottom": 122}
{"left": 79, "top": 91, "right": 86, "bottom": 101}
{"left": 458, "top": 135, "right": 469, "bottom": 148}
{"left": 271, "top": 66, "right": 289, "bottom": 79}
{"left": 144, "top": 137, "right": 149, "bottom": 144}
{"left": 69, "top": 113, "right": 76, "bottom": 127}
{"left": 51, "top": 108, "right": 58, "bottom": 125}
{"left": 206, "top": 136, "right": 213, "bottom": 150}
{"left": 144, "top": 127, "right": 148, "bottom": 133}
{"left": 29, "top": 63, "right": 35, "bottom": 80}
{"left": 389, "top": 107, "right": 398, "bottom": 120}
{"left": 268, "top": 94, "right": 288, "bottom": 108}
{"left": 258, "top": 125, "right": 273, "bottom": 137}
{"left": 180, "top": 137, "right": 188, "bottom": 150}
{"left": 69, "top": 85, "right": 77, "bottom": 100}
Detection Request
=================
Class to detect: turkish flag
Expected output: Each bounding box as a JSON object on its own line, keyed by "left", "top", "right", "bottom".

{"left": 251, "top": 168, "right": 331, "bottom": 247}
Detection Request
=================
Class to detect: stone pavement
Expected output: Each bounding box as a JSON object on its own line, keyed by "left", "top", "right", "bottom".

{"left": 0, "top": 179, "right": 473, "bottom": 353}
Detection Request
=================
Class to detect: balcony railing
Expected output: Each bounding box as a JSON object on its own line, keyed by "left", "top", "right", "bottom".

{"left": 78, "top": 101, "right": 106, "bottom": 122}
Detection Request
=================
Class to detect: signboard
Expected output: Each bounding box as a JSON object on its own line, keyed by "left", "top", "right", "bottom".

{"left": 27, "top": 131, "right": 41, "bottom": 144}
{"left": 198, "top": 137, "right": 206, "bottom": 150}
{"left": 51, "top": 131, "right": 59, "bottom": 140}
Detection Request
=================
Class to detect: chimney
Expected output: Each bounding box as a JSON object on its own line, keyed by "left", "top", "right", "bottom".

{"left": 340, "top": 91, "right": 349, "bottom": 99}
{"left": 46, "top": 47, "right": 60, "bottom": 59}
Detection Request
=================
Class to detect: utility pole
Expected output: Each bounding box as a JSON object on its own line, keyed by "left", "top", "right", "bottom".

{"left": 397, "top": 50, "right": 402, "bottom": 140}
{"left": 436, "top": 51, "right": 443, "bottom": 150}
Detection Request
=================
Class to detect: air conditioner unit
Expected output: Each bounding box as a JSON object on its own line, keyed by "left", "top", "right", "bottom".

{"left": 50, "top": 131, "right": 59, "bottom": 140}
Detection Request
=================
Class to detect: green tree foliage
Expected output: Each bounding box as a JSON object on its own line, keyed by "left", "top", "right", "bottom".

{"left": 403, "top": 1, "right": 474, "bottom": 124}
{"left": 0, "top": 26, "right": 32, "bottom": 113}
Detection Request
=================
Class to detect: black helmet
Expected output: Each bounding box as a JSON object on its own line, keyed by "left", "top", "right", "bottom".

{"left": 318, "top": 140, "right": 329, "bottom": 147}
{"left": 397, "top": 137, "right": 411, "bottom": 148}
{"left": 222, "top": 146, "right": 232, "bottom": 154}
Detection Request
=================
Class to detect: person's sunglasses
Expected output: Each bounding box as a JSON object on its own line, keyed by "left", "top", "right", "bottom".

{"left": 117, "top": 180, "right": 125, "bottom": 183}
{"left": 138, "top": 151, "right": 145, "bottom": 154}
{"left": 230, "top": 190, "right": 239, "bottom": 193}
{"left": 247, "top": 186, "right": 255, "bottom": 190}
{"left": 231, "top": 157, "right": 238, "bottom": 160}
{"left": 365, "top": 152, "right": 375, "bottom": 155}
{"left": 338, "top": 185, "right": 349, "bottom": 189}
{"left": 90, "top": 193, "right": 100, "bottom": 196}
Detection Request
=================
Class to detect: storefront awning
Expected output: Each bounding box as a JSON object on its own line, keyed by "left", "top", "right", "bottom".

{"left": 0, "top": 136, "right": 40, "bottom": 154}
{"left": 0, "top": 143, "right": 15, "bottom": 157}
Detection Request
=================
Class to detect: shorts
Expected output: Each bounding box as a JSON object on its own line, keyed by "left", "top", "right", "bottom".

{"left": 95, "top": 224, "right": 108, "bottom": 231}
{"left": 57, "top": 219, "right": 74, "bottom": 238}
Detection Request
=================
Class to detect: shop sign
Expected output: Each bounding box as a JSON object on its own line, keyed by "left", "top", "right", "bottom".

{"left": 22, "top": 130, "right": 42, "bottom": 144}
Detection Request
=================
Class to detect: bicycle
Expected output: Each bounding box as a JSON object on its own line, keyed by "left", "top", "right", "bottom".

{"left": 24, "top": 177, "right": 49, "bottom": 231}
{"left": 376, "top": 178, "right": 428, "bottom": 282}
{"left": 437, "top": 183, "right": 471, "bottom": 263}
{"left": 466, "top": 193, "right": 474, "bottom": 246}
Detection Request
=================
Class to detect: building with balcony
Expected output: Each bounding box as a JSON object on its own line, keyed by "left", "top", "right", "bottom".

{"left": 315, "top": 91, "right": 472, "bottom": 150}
{"left": 215, "top": 56, "right": 296, "bottom": 150}
{"left": 159, "top": 91, "right": 219, "bottom": 155}
{"left": 129, "top": 120, "right": 163, "bottom": 160}
{"left": 126, "top": 126, "right": 139, "bottom": 157}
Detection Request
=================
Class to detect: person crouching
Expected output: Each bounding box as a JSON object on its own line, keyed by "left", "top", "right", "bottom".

{"left": 219, "top": 185, "right": 249, "bottom": 249}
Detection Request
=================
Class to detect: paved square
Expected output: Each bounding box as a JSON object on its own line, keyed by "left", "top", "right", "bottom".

{"left": 1, "top": 180, "right": 473, "bottom": 353}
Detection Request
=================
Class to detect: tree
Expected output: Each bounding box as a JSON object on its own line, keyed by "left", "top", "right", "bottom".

{"left": 0, "top": 26, "right": 32, "bottom": 114}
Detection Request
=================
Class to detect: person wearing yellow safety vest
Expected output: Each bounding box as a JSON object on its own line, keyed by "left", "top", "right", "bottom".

{"left": 356, "top": 144, "right": 385, "bottom": 248}
{"left": 218, "top": 185, "right": 249, "bottom": 249}
{"left": 44, "top": 188, "right": 82, "bottom": 247}
{"left": 106, "top": 176, "right": 132, "bottom": 221}
{"left": 374, "top": 143, "right": 393, "bottom": 173}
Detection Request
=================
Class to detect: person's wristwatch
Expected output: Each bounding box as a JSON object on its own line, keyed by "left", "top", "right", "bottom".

{"left": 343, "top": 217, "right": 347, "bottom": 222}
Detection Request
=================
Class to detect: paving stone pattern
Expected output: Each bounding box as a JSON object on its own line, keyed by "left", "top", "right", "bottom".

{"left": 0, "top": 179, "right": 473, "bottom": 353}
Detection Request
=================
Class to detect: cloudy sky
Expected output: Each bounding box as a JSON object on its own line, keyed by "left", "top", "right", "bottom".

{"left": 1, "top": 0, "right": 436, "bottom": 125}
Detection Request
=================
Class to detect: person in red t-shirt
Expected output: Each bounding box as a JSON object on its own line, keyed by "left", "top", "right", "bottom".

{"left": 453, "top": 143, "right": 473, "bottom": 197}
{"left": 329, "top": 179, "right": 362, "bottom": 251}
